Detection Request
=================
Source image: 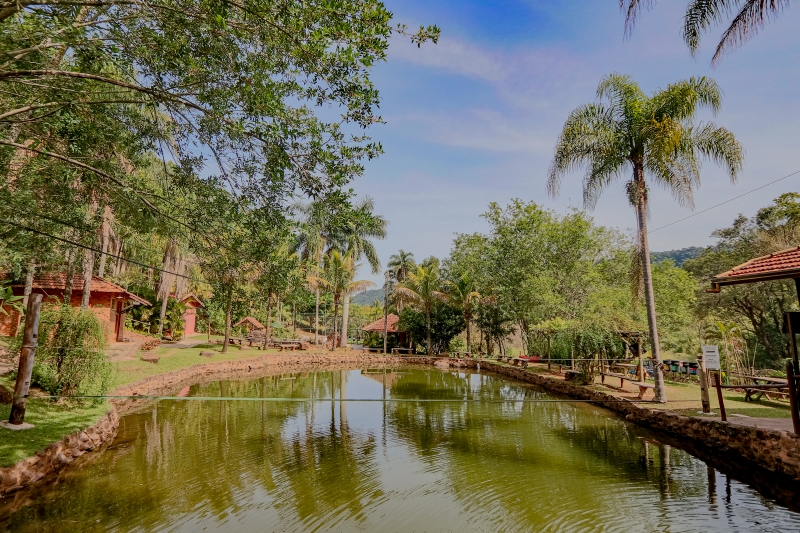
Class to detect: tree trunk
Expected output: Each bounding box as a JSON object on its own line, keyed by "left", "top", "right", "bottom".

{"left": 426, "top": 305, "right": 432, "bottom": 355}
{"left": 97, "top": 206, "right": 112, "bottom": 278}
{"left": 340, "top": 290, "right": 350, "bottom": 348}
{"left": 465, "top": 310, "right": 471, "bottom": 355}
{"left": 222, "top": 290, "right": 232, "bottom": 353}
{"left": 634, "top": 167, "right": 667, "bottom": 403}
{"left": 81, "top": 248, "right": 94, "bottom": 309}
{"left": 331, "top": 296, "right": 339, "bottom": 352}
{"left": 22, "top": 260, "right": 34, "bottom": 308}
{"left": 314, "top": 288, "right": 320, "bottom": 345}
{"left": 157, "top": 295, "right": 169, "bottom": 337}
{"left": 263, "top": 296, "right": 273, "bottom": 350}
{"left": 63, "top": 250, "right": 76, "bottom": 305}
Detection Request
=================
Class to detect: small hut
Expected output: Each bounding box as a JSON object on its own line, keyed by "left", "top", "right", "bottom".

{"left": 362, "top": 314, "right": 408, "bottom": 348}
{"left": 233, "top": 316, "right": 266, "bottom": 332}
{"left": 179, "top": 293, "right": 204, "bottom": 336}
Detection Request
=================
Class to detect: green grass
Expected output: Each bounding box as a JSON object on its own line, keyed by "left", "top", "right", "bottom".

{"left": 0, "top": 336, "right": 282, "bottom": 468}
{"left": 0, "top": 401, "right": 110, "bottom": 467}
{"left": 111, "top": 343, "right": 279, "bottom": 388}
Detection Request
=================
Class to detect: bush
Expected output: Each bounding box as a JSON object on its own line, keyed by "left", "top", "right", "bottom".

{"left": 12, "top": 306, "right": 110, "bottom": 402}
{"left": 398, "top": 303, "right": 465, "bottom": 355}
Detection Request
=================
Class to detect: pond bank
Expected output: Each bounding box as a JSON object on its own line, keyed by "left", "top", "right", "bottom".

{"left": 0, "top": 351, "right": 430, "bottom": 496}
{"left": 3, "top": 352, "right": 800, "bottom": 497}
{"left": 468, "top": 359, "right": 800, "bottom": 483}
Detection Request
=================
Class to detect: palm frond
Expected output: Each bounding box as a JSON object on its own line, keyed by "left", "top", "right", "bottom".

{"left": 620, "top": 0, "right": 658, "bottom": 37}
{"left": 684, "top": 0, "right": 734, "bottom": 53}
{"left": 711, "top": 0, "right": 791, "bottom": 66}
{"left": 348, "top": 280, "right": 377, "bottom": 294}
{"left": 393, "top": 286, "right": 422, "bottom": 304}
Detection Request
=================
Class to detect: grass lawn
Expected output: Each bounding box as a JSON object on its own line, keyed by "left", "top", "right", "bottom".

{"left": 0, "top": 335, "right": 283, "bottom": 468}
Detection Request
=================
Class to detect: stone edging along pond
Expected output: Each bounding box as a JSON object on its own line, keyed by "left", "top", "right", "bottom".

{"left": 2, "top": 353, "right": 800, "bottom": 496}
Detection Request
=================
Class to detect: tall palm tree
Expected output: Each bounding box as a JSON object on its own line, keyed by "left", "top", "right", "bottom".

{"left": 394, "top": 263, "right": 443, "bottom": 355}
{"left": 388, "top": 250, "right": 416, "bottom": 282}
{"left": 332, "top": 197, "right": 387, "bottom": 348}
{"left": 308, "top": 250, "right": 375, "bottom": 351}
{"left": 621, "top": 0, "right": 792, "bottom": 65}
{"left": 292, "top": 201, "right": 332, "bottom": 345}
{"left": 440, "top": 274, "right": 481, "bottom": 355}
{"left": 548, "top": 73, "right": 744, "bottom": 403}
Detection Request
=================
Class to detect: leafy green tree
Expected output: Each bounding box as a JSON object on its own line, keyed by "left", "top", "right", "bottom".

{"left": 621, "top": 0, "right": 792, "bottom": 65}
{"left": 548, "top": 73, "right": 744, "bottom": 402}
{"left": 398, "top": 303, "right": 465, "bottom": 355}
{"left": 394, "top": 263, "right": 443, "bottom": 354}
{"left": 308, "top": 250, "right": 374, "bottom": 351}
{"left": 439, "top": 274, "right": 480, "bottom": 354}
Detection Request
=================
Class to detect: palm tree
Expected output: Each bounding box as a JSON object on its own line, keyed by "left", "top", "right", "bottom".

{"left": 439, "top": 274, "right": 480, "bottom": 355}
{"left": 621, "top": 0, "right": 792, "bottom": 65}
{"left": 394, "top": 263, "right": 443, "bottom": 355}
{"left": 292, "top": 201, "right": 332, "bottom": 345}
{"left": 332, "top": 197, "right": 387, "bottom": 348}
{"left": 308, "top": 250, "right": 375, "bottom": 351}
{"left": 388, "top": 250, "right": 416, "bottom": 282}
{"left": 548, "top": 73, "right": 744, "bottom": 403}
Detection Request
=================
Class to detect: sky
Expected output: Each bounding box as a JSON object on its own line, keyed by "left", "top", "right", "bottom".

{"left": 350, "top": 0, "right": 800, "bottom": 285}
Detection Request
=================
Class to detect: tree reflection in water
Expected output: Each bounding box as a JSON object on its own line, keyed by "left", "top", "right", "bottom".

{"left": 1, "top": 367, "right": 800, "bottom": 532}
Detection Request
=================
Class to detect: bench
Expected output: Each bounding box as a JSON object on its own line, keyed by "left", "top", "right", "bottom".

{"left": 511, "top": 357, "right": 528, "bottom": 368}
{"left": 391, "top": 348, "right": 414, "bottom": 355}
{"left": 364, "top": 347, "right": 383, "bottom": 353}
{"left": 630, "top": 381, "right": 655, "bottom": 399}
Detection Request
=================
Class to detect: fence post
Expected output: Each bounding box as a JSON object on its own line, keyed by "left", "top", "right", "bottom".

{"left": 8, "top": 293, "right": 43, "bottom": 427}
{"left": 698, "top": 355, "right": 711, "bottom": 413}
{"left": 787, "top": 361, "right": 800, "bottom": 435}
{"left": 713, "top": 371, "right": 726, "bottom": 422}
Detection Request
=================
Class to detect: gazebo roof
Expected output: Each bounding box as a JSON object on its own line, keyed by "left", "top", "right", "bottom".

{"left": 710, "top": 246, "right": 800, "bottom": 290}
{"left": 363, "top": 314, "right": 401, "bottom": 333}
{"left": 232, "top": 316, "right": 265, "bottom": 330}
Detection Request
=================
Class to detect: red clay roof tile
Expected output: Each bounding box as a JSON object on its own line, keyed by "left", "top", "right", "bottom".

{"left": 363, "top": 314, "right": 401, "bottom": 333}
{"left": 712, "top": 246, "right": 800, "bottom": 284}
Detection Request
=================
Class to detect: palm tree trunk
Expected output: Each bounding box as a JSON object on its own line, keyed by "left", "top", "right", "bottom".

{"left": 157, "top": 295, "right": 169, "bottom": 337}
{"left": 635, "top": 171, "right": 667, "bottom": 403}
{"left": 426, "top": 305, "right": 432, "bottom": 355}
{"left": 465, "top": 310, "right": 471, "bottom": 355}
{"left": 222, "top": 290, "right": 232, "bottom": 353}
{"left": 315, "top": 288, "right": 320, "bottom": 345}
{"left": 340, "top": 290, "right": 350, "bottom": 348}
{"left": 331, "top": 297, "right": 339, "bottom": 352}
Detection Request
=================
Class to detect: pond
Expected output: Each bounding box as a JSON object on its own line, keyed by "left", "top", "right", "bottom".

{"left": 2, "top": 367, "right": 800, "bottom": 532}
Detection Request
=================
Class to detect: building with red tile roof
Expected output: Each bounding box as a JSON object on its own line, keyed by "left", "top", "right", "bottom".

{"left": 710, "top": 246, "right": 800, "bottom": 288}
{"left": 0, "top": 273, "right": 151, "bottom": 341}
{"left": 362, "top": 314, "right": 400, "bottom": 333}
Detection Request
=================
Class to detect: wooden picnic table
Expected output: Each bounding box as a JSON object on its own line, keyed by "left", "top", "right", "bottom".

{"left": 391, "top": 347, "right": 414, "bottom": 355}
{"left": 730, "top": 374, "right": 789, "bottom": 401}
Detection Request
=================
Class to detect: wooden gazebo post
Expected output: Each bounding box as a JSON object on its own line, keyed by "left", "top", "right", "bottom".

{"left": 709, "top": 247, "right": 800, "bottom": 433}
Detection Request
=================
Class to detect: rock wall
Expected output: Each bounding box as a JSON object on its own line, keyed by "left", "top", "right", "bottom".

{"left": 0, "top": 409, "right": 118, "bottom": 496}
{"left": 470, "top": 360, "right": 800, "bottom": 482}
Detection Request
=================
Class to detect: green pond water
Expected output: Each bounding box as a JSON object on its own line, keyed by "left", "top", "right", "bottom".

{"left": 2, "top": 367, "right": 800, "bottom": 532}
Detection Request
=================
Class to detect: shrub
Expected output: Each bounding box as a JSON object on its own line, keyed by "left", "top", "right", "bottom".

{"left": 13, "top": 306, "right": 110, "bottom": 401}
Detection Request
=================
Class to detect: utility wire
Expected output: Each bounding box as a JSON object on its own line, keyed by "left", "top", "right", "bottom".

{"left": 649, "top": 169, "right": 800, "bottom": 233}
{"left": 0, "top": 218, "right": 200, "bottom": 282}
{"left": 23, "top": 395, "right": 658, "bottom": 403}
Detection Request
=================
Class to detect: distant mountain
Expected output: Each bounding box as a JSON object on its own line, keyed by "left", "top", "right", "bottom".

{"left": 352, "top": 288, "right": 385, "bottom": 306}
{"left": 651, "top": 246, "right": 707, "bottom": 266}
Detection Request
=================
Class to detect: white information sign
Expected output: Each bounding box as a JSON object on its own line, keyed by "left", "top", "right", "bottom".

{"left": 702, "top": 345, "right": 720, "bottom": 370}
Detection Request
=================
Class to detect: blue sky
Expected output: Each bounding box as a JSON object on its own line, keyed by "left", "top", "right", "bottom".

{"left": 351, "top": 0, "right": 800, "bottom": 284}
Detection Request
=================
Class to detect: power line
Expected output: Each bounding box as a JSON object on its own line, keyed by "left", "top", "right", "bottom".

{"left": 0, "top": 218, "right": 199, "bottom": 282}
{"left": 649, "top": 169, "right": 800, "bottom": 234}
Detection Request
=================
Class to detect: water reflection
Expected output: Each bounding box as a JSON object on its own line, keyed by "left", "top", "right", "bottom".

{"left": 1, "top": 367, "right": 799, "bottom": 532}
